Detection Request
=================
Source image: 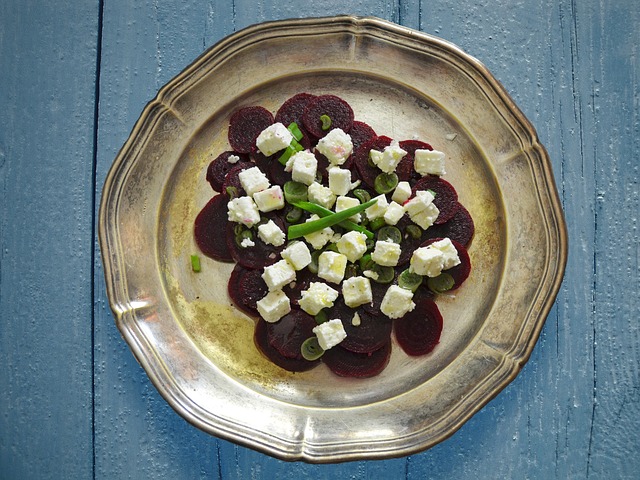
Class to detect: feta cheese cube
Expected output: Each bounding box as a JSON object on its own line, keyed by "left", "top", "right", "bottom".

{"left": 262, "top": 259, "right": 296, "bottom": 291}
{"left": 369, "top": 141, "right": 407, "bottom": 173}
{"left": 380, "top": 285, "right": 416, "bottom": 319}
{"left": 257, "top": 219, "right": 285, "bottom": 247}
{"left": 227, "top": 196, "right": 261, "bottom": 227}
{"left": 328, "top": 167, "right": 352, "bottom": 196}
{"left": 299, "top": 282, "right": 339, "bottom": 315}
{"left": 290, "top": 150, "right": 318, "bottom": 185}
{"left": 383, "top": 201, "right": 405, "bottom": 225}
{"left": 335, "top": 196, "right": 361, "bottom": 222}
{"left": 303, "top": 214, "right": 334, "bottom": 249}
{"left": 312, "top": 319, "right": 347, "bottom": 350}
{"left": 227, "top": 154, "right": 240, "bottom": 164}
{"left": 365, "top": 194, "right": 389, "bottom": 220}
{"left": 414, "top": 149, "right": 446, "bottom": 176}
{"left": 253, "top": 185, "right": 285, "bottom": 212}
{"left": 256, "top": 290, "right": 291, "bottom": 323}
{"left": 336, "top": 230, "right": 368, "bottom": 263}
{"left": 240, "top": 237, "right": 255, "bottom": 248}
{"left": 315, "top": 128, "right": 353, "bottom": 165}
{"left": 238, "top": 166, "right": 270, "bottom": 196}
{"left": 410, "top": 203, "right": 440, "bottom": 229}
{"left": 371, "top": 240, "right": 401, "bottom": 267}
{"left": 392, "top": 181, "right": 412, "bottom": 204}
{"left": 280, "top": 241, "right": 312, "bottom": 270}
{"left": 317, "top": 251, "right": 348, "bottom": 284}
{"left": 404, "top": 190, "right": 435, "bottom": 216}
{"left": 256, "top": 122, "right": 293, "bottom": 156}
{"left": 342, "top": 276, "right": 373, "bottom": 308}
{"left": 307, "top": 182, "right": 336, "bottom": 209}
{"left": 410, "top": 246, "right": 445, "bottom": 277}
{"left": 430, "top": 238, "right": 461, "bottom": 270}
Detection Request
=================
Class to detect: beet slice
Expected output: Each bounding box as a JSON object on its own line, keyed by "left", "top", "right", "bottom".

{"left": 421, "top": 237, "right": 472, "bottom": 289}
{"left": 394, "top": 297, "right": 443, "bottom": 356}
{"left": 275, "top": 92, "right": 317, "bottom": 126}
{"left": 338, "top": 308, "right": 393, "bottom": 354}
{"left": 349, "top": 121, "right": 377, "bottom": 154}
{"left": 221, "top": 163, "right": 255, "bottom": 198}
{"left": 361, "top": 279, "right": 389, "bottom": 316}
{"left": 423, "top": 203, "right": 475, "bottom": 247}
{"left": 228, "top": 264, "right": 268, "bottom": 317}
{"left": 225, "top": 217, "right": 285, "bottom": 269}
{"left": 228, "top": 106, "right": 274, "bottom": 154}
{"left": 254, "top": 319, "right": 320, "bottom": 372}
{"left": 354, "top": 135, "right": 392, "bottom": 189}
{"left": 283, "top": 268, "right": 316, "bottom": 307}
{"left": 267, "top": 309, "right": 318, "bottom": 359}
{"left": 412, "top": 176, "right": 460, "bottom": 224}
{"left": 322, "top": 342, "right": 392, "bottom": 378}
{"left": 194, "top": 194, "right": 233, "bottom": 262}
{"left": 206, "top": 151, "right": 252, "bottom": 192}
{"left": 397, "top": 139, "right": 433, "bottom": 182}
{"left": 302, "top": 95, "right": 354, "bottom": 138}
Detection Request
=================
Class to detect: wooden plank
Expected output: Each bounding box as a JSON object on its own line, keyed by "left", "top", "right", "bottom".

{"left": 0, "top": 0, "right": 100, "bottom": 478}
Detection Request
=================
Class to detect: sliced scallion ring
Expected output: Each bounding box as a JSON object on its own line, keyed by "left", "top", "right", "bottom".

{"left": 301, "top": 337, "right": 325, "bottom": 361}
{"left": 377, "top": 226, "right": 402, "bottom": 244}
{"left": 427, "top": 273, "right": 455, "bottom": 293}
{"left": 285, "top": 206, "right": 303, "bottom": 223}
{"left": 352, "top": 189, "right": 371, "bottom": 204}
{"left": 320, "top": 114, "right": 332, "bottom": 131}
{"left": 398, "top": 269, "right": 423, "bottom": 292}
{"left": 374, "top": 172, "right": 399, "bottom": 194}
{"left": 405, "top": 224, "right": 422, "bottom": 239}
{"left": 314, "top": 310, "right": 328, "bottom": 325}
{"left": 372, "top": 264, "right": 395, "bottom": 284}
{"left": 283, "top": 181, "right": 308, "bottom": 204}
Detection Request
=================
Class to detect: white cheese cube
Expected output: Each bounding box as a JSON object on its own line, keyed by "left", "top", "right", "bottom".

{"left": 312, "top": 319, "right": 347, "bottom": 350}
{"left": 290, "top": 150, "right": 318, "bottom": 185}
{"left": 380, "top": 285, "right": 416, "bottom": 319}
{"left": 371, "top": 240, "right": 401, "bottom": 267}
{"left": 256, "top": 122, "right": 293, "bottom": 156}
{"left": 410, "top": 203, "right": 440, "bottom": 229}
{"left": 392, "top": 181, "right": 412, "bottom": 204}
{"left": 317, "top": 251, "right": 348, "bottom": 284}
{"left": 328, "top": 167, "right": 352, "bottom": 196}
{"left": 342, "top": 276, "right": 373, "bottom": 308}
{"left": 336, "top": 230, "right": 368, "bottom": 263}
{"left": 335, "top": 196, "right": 361, "bottom": 223}
{"left": 240, "top": 237, "right": 255, "bottom": 248}
{"left": 307, "top": 182, "right": 336, "bottom": 209}
{"left": 280, "top": 241, "right": 312, "bottom": 270}
{"left": 299, "top": 282, "right": 339, "bottom": 315}
{"left": 363, "top": 269, "right": 379, "bottom": 281}
{"left": 262, "top": 259, "right": 296, "bottom": 291}
{"left": 256, "top": 290, "right": 291, "bottom": 323}
{"left": 414, "top": 149, "right": 446, "bottom": 176}
{"left": 410, "top": 246, "right": 445, "bottom": 277}
{"left": 253, "top": 185, "right": 285, "bottom": 212}
{"left": 315, "top": 128, "right": 353, "bottom": 165}
{"left": 303, "top": 214, "right": 334, "bottom": 250}
{"left": 383, "top": 201, "right": 405, "bottom": 225}
{"left": 227, "top": 196, "right": 261, "bottom": 227}
{"left": 365, "top": 194, "right": 389, "bottom": 221}
{"left": 370, "top": 141, "right": 407, "bottom": 173}
{"left": 404, "top": 190, "right": 435, "bottom": 216}
{"left": 238, "top": 166, "right": 270, "bottom": 196}
{"left": 430, "top": 238, "right": 461, "bottom": 270}
{"left": 257, "top": 219, "right": 285, "bottom": 247}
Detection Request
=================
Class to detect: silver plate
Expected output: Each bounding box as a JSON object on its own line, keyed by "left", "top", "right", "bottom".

{"left": 99, "top": 16, "right": 567, "bottom": 462}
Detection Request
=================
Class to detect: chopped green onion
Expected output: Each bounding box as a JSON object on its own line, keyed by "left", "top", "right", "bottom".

{"left": 320, "top": 114, "right": 332, "bottom": 131}
{"left": 374, "top": 172, "right": 398, "bottom": 194}
{"left": 314, "top": 310, "right": 328, "bottom": 325}
{"left": 233, "top": 223, "right": 245, "bottom": 236}
{"left": 225, "top": 186, "right": 239, "bottom": 199}
{"left": 283, "top": 181, "right": 308, "bottom": 204}
{"left": 287, "top": 122, "right": 304, "bottom": 141}
{"left": 292, "top": 201, "right": 374, "bottom": 239}
{"left": 307, "top": 250, "right": 322, "bottom": 274}
{"left": 359, "top": 253, "right": 374, "bottom": 271}
{"left": 398, "top": 269, "right": 423, "bottom": 292}
{"left": 377, "top": 226, "right": 402, "bottom": 244}
{"left": 285, "top": 206, "right": 303, "bottom": 223}
{"left": 352, "top": 189, "right": 371, "bottom": 204}
{"left": 235, "top": 229, "right": 254, "bottom": 247}
{"left": 405, "top": 224, "right": 422, "bottom": 239}
{"left": 287, "top": 198, "right": 377, "bottom": 240}
{"left": 371, "top": 265, "right": 395, "bottom": 284}
{"left": 190, "top": 254, "right": 201, "bottom": 273}
{"left": 368, "top": 217, "right": 386, "bottom": 231}
{"left": 278, "top": 138, "right": 304, "bottom": 165}
{"left": 301, "top": 337, "right": 325, "bottom": 361}
{"left": 427, "top": 273, "right": 455, "bottom": 293}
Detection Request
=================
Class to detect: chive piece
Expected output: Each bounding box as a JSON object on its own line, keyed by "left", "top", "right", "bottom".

{"left": 398, "top": 269, "right": 423, "bottom": 292}
{"left": 190, "top": 254, "right": 201, "bottom": 273}
{"left": 405, "top": 224, "right": 422, "bottom": 239}
{"left": 359, "top": 253, "right": 374, "bottom": 271}
{"left": 301, "top": 337, "right": 325, "bottom": 361}
{"left": 278, "top": 138, "right": 304, "bottom": 165}
{"left": 226, "top": 185, "right": 239, "bottom": 199}
{"left": 314, "top": 310, "right": 328, "bottom": 325}
{"left": 292, "top": 201, "right": 374, "bottom": 239}
{"left": 320, "top": 114, "right": 332, "bottom": 131}
{"left": 377, "top": 226, "right": 402, "bottom": 244}
{"left": 287, "top": 198, "right": 377, "bottom": 240}
{"left": 352, "top": 189, "right": 371, "bottom": 204}
{"left": 427, "top": 273, "right": 455, "bottom": 293}
{"left": 285, "top": 206, "right": 303, "bottom": 223}
{"left": 374, "top": 172, "right": 399, "bottom": 194}
{"left": 368, "top": 217, "right": 386, "bottom": 231}
{"left": 287, "top": 122, "right": 304, "bottom": 141}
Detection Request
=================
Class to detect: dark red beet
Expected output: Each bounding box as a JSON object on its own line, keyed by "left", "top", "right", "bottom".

{"left": 397, "top": 139, "right": 433, "bottom": 182}
{"left": 254, "top": 319, "right": 320, "bottom": 372}
{"left": 412, "top": 176, "right": 460, "bottom": 224}
{"left": 283, "top": 268, "right": 316, "bottom": 307}
{"left": 421, "top": 237, "right": 472, "bottom": 289}
{"left": 354, "top": 135, "right": 392, "bottom": 189}
{"left": 225, "top": 217, "right": 285, "bottom": 269}
{"left": 322, "top": 342, "right": 392, "bottom": 378}
{"left": 228, "top": 264, "right": 268, "bottom": 317}
{"left": 268, "top": 159, "right": 292, "bottom": 187}
{"left": 275, "top": 93, "right": 317, "bottom": 126}
{"left": 206, "top": 151, "right": 252, "bottom": 192}
{"left": 194, "top": 194, "right": 233, "bottom": 262}
{"left": 228, "top": 106, "right": 274, "bottom": 154}
{"left": 267, "top": 309, "right": 318, "bottom": 359}
{"left": 338, "top": 309, "right": 393, "bottom": 354}
{"left": 394, "top": 297, "right": 443, "bottom": 356}
{"left": 302, "top": 95, "right": 354, "bottom": 138}
{"left": 361, "top": 280, "right": 389, "bottom": 316}
{"left": 221, "top": 163, "right": 254, "bottom": 198}
{"left": 423, "top": 203, "right": 475, "bottom": 247}
{"left": 349, "top": 121, "right": 377, "bottom": 154}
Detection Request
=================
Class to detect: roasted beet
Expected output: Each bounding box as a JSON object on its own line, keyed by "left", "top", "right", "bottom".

{"left": 206, "top": 151, "right": 251, "bottom": 192}
{"left": 423, "top": 203, "right": 475, "bottom": 247}
{"left": 221, "top": 163, "right": 254, "bottom": 198}
{"left": 322, "top": 342, "right": 392, "bottom": 378}
{"left": 254, "top": 319, "right": 320, "bottom": 372}
{"left": 228, "top": 106, "right": 274, "bottom": 154}
{"left": 275, "top": 92, "right": 317, "bottom": 126}
{"left": 412, "top": 176, "right": 460, "bottom": 224}
{"left": 267, "top": 309, "right": 318, "bottom": 359}
{"left": 302, "top": 95, "right": 354, "bottom": 138}
{"left": 225, "top": 217, "right": 285, "bottom": 269}
{"left": 228, "top": 264, "right": 268, "bottom": 317}
{"left": 394, "top": 297, "right": 443, "bottom": 356}
{"left": 397, "top": 139, "right": 433, "bottom": 182}
{"left": 194, "top": 194, "right": 233, "bottom": 262}
{"left": 349, "top": 121, "right": 377, "bottom": 154}
{"left": 338, "top": 309, "right": 393, "bottom": 354}
{"left": 353, "top": 135, "right": 392, "bottom": 189}
{"left": 421, "top": 237, "right": 472, "bottom": 289}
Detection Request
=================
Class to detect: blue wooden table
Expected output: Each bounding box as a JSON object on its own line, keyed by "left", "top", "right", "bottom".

{"left": 1, "top": 1, "right": 638, "bottom": 478}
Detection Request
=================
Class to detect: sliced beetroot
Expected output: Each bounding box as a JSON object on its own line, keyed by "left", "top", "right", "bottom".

{"left": 397, "top": 139, "right": 433, "bottom": 182}
{"left": 354, "top": 135, "right": 392, "bottom": 189}
{"left": 349, "top": 121, "right": 377, "bottom": 154}
{"left": 396, "top": 215, "right": 429, "bottom": 266}
{"left": 302, "top": 94, "right": 354, "bottom": 138}
{"left": 221, "top": 163, "right": 254, "bottom": 198}
{"left": 423, "top": 203, "right": 475, "bottom": 247}
{"left": 228, "top": 264, "right": 268, "bottom": 317}
{"left": 194, "top": 194, "right": 234, "bottom": 262}
{"left": 412, "top": 176, "right": 460, "bottom": 224}
{"left": 339, "top": 309, "right": 393, "bottom": 354}
{"left": 275, "top": 92, "right": 317, "bottom": 126}
{"left": 268, "top": 159, "right": 292, "bottom": 187}
{"left": 225, "top": 217, "right": 285, "bottom": 269}
{"left": 322, "top": 342, "right": 392, "bottom": 378}
{"left": 267, "top": 309, "right": 318, "bottom": 359}
{"left": 394, "top": 297, "right": 443, "bottom": 356}
{"left": 206, "top": 151, "right": 252, "bottom": 192}
{"left": 283, "top": 268, "right": 316, "bottom": 307}
{"left": 361, "top": 279, "right": 391, "bottom": 316}
{"left": 228, "top": 106, "right": 274, "bottom": 154}
{"left": 421, "top": 237, "right": 472, "bottom": 289}
{"left": 254, "top": 319, "right": 320, "bottom": 372}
